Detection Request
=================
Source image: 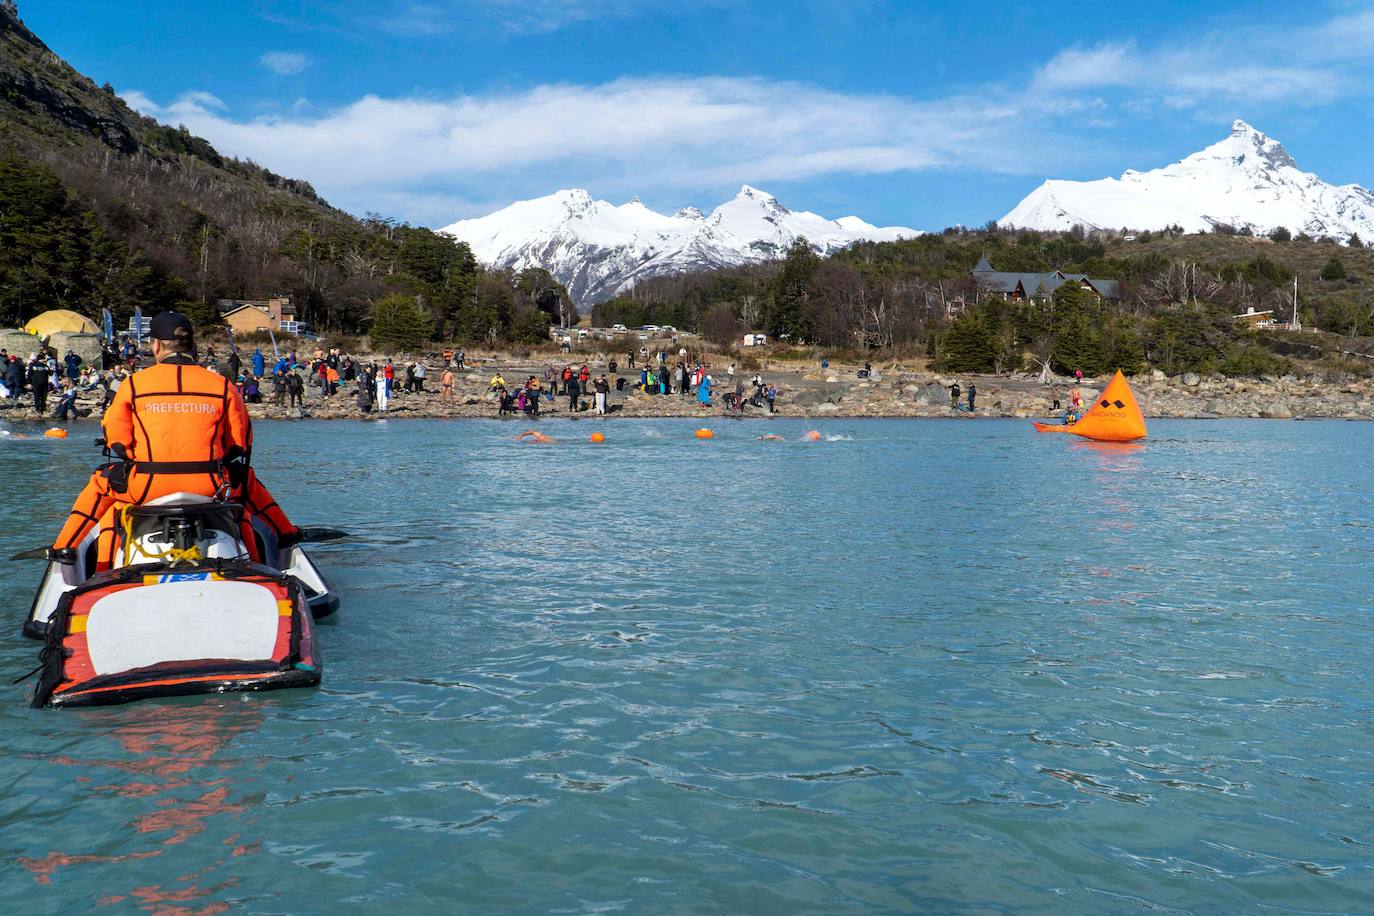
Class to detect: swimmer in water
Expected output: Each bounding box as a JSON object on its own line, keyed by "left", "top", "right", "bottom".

{"left": 803, "top": 430, "right": 822, "bottom": 441}
{"left": 757, "top": 434, "right": 784, "bottom": 441}
{"left": 516, "top": 430, "right": 555, "bottom": 443}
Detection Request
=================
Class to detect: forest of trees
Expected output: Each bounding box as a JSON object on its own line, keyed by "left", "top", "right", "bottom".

{"left": 0, "top": 149, "right": 572, "bottom": 346}
{"left": 592, "top": 228, "right": 1374, "bottom": 377}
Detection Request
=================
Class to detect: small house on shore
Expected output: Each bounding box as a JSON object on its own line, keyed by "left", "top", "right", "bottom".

{"left": 971, "top": 256, "right": 1122, "bottom": 302}
{"left": 219, "top": 296, "right": 308, "bottom": 335}
{"left": 1233, "top": 306, "right": 1276, "bottom": 328}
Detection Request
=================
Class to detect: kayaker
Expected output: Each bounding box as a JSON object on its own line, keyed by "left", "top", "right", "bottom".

{"left": 49, "top": 311, "right": 298, "bottom": 568}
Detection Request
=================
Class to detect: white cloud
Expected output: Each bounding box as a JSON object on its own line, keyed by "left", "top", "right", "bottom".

{"left": 260, "top": 51, "right": 311, "bottom": 76}
{"left": 1030, "top": 8, "right": 1370, "bottom": 110}
{"left": 132, "top": 6, "right": 1374, "bottom": 225}
{"left": 126, "top": 77, "right": 1041, "bottom": 199}
{"left": 267, "top": 0, "right": 691, "bottom": 38}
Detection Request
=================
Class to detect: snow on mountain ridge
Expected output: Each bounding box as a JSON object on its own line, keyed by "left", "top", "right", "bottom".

{"left": 1002, "top": 120, "right": 1374, "bottom": 240}
{"left": 441, "top": 185, "right": 916, "bottom": 305}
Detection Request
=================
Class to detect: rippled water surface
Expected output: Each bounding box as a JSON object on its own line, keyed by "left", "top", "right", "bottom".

{"left": 1, "top": 417, "right": 1372, "bottom": 913}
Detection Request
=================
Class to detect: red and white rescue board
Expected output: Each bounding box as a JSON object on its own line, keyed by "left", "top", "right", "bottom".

{"left": 32, "top": 564, "right": 320, "bottom": 708}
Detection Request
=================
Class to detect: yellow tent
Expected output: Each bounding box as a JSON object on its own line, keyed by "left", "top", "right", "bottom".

{"left": 23, "top": 309, "right": 100, "bottom": 337}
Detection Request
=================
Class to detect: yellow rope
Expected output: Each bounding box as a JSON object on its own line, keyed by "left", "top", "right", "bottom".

{"left": 120, "top": 510, "right": 203, "bottom": 568}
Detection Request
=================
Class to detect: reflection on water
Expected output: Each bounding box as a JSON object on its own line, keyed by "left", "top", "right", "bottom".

{"left": 17, "top": 705, "right": 263, "bottom": 913}
{"left": 1, "top": 418, "right": 1372, "bottom": 912}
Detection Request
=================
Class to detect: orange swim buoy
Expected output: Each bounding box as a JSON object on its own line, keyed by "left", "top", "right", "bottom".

{"left": 804, "top": 430, "right": 822, "bottom": 441}
{"left": 1031, "top": 370, "right": 1147, "bottom": 442}
{"left": 44, "top": 428, "right": 69, "bottom": 439}
{"left": 695, "top": 428, "right": 714, "bottom": 439}
{"left": 590, "top": 432, "right": 605, "bottom": 443}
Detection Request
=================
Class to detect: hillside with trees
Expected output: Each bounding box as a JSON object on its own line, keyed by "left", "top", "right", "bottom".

{"left": 593, "top": 226, "right": 1374, "bottom": 378}
{"left": 0, "top": 4, "right": 569, "bottom": 344}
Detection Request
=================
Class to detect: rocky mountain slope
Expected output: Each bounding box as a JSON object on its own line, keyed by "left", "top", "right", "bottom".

{"left": 1002, "top": 120, "right": 1374, "bottom": 240}
{"left": 441, "top": 186, "right": 916, "bottom": 304}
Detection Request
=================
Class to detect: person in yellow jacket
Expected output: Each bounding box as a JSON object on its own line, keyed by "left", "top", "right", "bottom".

{"left": 50, "top": 311, "right": 298, "bottom": 569}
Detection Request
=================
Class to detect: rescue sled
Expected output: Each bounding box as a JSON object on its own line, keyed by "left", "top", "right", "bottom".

{"left": 20, "top": 494, "right": 336, "bottom": 708}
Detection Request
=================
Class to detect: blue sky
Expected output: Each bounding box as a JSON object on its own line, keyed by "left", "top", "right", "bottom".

{"left": 22, "top": 0, "right": 1374, "bottom": 229}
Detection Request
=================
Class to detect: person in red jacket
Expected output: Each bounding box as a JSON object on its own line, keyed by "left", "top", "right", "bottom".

{"left": 50, "top": 311, "right": 298, "bottom": 569}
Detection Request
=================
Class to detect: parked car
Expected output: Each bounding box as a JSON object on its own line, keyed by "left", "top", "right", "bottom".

{"left": 611, "top": 324, "right": 628, "bottom": 332}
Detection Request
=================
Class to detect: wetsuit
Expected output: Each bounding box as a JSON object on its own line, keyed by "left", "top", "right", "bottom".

{"left": 52, "top": 353, "right": 297, "bottom": 568}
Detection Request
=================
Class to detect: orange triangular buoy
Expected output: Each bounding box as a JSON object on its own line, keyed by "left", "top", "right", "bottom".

{"left": 1033, "top": 370, "right": 1146, "bottom": 442}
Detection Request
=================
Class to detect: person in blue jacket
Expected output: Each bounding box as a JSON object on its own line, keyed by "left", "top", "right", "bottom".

{"left": 252, "top": 347, "right": 266, "bottom": 378}
{"left": 697, "top": 374, "right": 713, "bottom": 406}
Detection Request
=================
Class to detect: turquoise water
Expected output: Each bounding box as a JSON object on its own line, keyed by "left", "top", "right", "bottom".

{"left": 1, "top": 417, "right": 1372, "bottom": 913}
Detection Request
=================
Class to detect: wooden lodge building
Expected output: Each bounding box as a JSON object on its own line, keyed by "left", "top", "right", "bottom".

{"left": 971, "top": 256, "right": 1122, "bottom": 302}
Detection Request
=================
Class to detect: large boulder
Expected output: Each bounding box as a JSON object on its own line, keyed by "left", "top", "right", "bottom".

{"left": 1181, "top": 372, "right": 1201, "bottom": 387}
{"left": 788, "top": 384, "right": 843, "bottom": 409}
{"left": 49, "top": 332, "right": 104, "bottom": 367}
{"left": 0, "top": 329, "right": 42, "bottom": 358}
{"left": 914, "top": 383, "right": 947, "bottom": 406}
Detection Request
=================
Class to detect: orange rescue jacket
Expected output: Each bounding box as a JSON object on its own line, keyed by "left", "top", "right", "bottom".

{"left": 103, "top": 355, "right": 252, "bottom": 504}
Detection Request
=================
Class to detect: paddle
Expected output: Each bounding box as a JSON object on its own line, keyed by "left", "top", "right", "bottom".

{"left": 8, "top": 526, "right": 350, "bottom": 560}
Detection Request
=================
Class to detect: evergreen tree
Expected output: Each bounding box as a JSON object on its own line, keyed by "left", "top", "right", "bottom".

{"left": 939, "top": 313, "right": 996, "bottom": 372}
{"left": 1320, "top": 255, "right": 1348, "bottom": 281}
{"left": 763, "top": 238, "right": 819, "bottom": 340}
{"left": 508, "top": 307, "right": 553, "bottom": 344}
{"left": 370, "top": 294, "right": 432, "bottom": 351}
{"left": 1049, "top": 283, "right": 1108, "bottom": 375}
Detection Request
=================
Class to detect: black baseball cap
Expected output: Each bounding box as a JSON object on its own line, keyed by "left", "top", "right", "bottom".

{"left": 150, "top": 311, "right": 194, "bottom": 341}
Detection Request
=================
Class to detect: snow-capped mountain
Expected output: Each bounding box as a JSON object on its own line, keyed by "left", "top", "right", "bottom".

{"left": 440, "top": 186, "right": 916, "bottom": 304}
{"left": 1002, "top": 120, "right": 1374, "bottom": 240}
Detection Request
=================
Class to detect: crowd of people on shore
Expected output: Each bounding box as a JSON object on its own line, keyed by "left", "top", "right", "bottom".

{"left": 1, "top": 345, "right": 128, "bottom": 420}
{"left": 4, "top": 333, "right": 793, "bottom": 421}
{"left": 484, "top": 346, "right": 777, "bottom": 417}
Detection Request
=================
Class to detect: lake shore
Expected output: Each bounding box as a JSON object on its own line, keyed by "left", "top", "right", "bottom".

{"left": 4, "top": 360, "right": 1371, "bottom": 423}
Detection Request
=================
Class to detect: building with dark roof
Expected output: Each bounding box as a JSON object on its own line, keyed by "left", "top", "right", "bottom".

{"left": 971, "top": 255, "right": 1121, "bottom": 302}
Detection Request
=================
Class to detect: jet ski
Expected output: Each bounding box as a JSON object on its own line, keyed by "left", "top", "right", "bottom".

{"left": 21, "top": 494, "right": 338, "bottom": 708}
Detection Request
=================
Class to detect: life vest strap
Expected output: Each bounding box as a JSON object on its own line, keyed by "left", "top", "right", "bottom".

{"left": 131, "top": 460, "right": 224, "bottom": 475}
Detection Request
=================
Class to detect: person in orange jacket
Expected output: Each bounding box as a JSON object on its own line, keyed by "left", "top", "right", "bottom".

{"left": 50, "top": 311, "right": 298, "bottom": 569}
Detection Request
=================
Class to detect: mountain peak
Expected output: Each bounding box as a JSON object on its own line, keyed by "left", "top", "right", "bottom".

{"left": 441, "top": 188, "right": 916, "bottom": 305}
{"left": 1214, "top": 119, "right": 1296, "bottom": 171}
{"left": 1003, "top": 120, "right": 1372, "bottom": 238}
